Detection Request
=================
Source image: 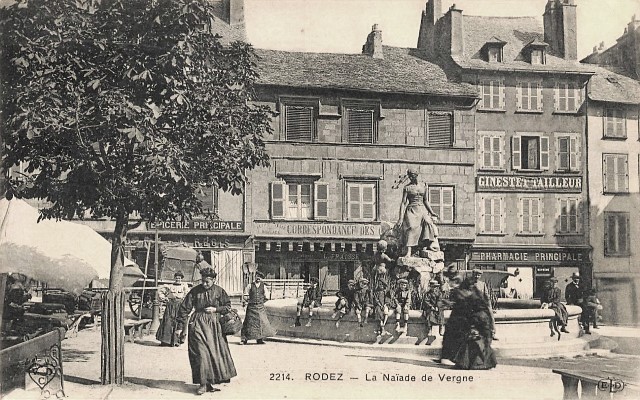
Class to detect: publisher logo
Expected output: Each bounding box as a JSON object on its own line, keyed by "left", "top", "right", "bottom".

{"left": 598, "top": 378, "right": 625, "bottom": 393}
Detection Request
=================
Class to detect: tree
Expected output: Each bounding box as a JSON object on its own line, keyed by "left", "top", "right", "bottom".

{"left": 0, "top": 0, "right": 272, "bottom": 384}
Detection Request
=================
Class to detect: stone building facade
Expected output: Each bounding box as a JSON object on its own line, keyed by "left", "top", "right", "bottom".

{"left": 418, "top": 0, "right": 595, "bottom": 299}
{"left": 248, "top": 28, "right": 478, "bottom": 293}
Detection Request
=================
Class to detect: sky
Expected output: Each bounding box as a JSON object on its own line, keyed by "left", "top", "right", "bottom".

{"left": 245, "top": 0, "right": 640, "bottom": 59}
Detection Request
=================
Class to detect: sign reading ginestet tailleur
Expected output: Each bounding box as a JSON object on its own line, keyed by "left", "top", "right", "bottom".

{"left": 476, "top": 175, "right": 583, "bottom": 193}
{"left": 471, "top": 248, "right": 589, "bottom": 264}
{"left": 147, "top": 220, "right": 244, "bottom": 231}
{"left": 254, "top": 221, "right": 380, "bottom": 239}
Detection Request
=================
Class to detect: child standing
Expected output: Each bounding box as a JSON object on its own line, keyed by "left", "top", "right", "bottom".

{"left": 422, "top": 280, "right": 444, "bottom": 344}
{"left": 395, "top": 278, "right": 412, "bottom": 333}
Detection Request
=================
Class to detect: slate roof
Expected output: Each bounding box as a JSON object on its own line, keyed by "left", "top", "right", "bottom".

{"left": 587, "top": 65, "right": 640, "bottom": 104}
{"left": 254, "top": 46, "right": 478, "bottom": 98}
{"left": 454, "top": 15, "right": 594, "bottom": 74}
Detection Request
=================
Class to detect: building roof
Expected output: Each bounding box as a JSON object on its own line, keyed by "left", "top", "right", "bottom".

{"left": 254, "top": 46, "right": 478, "bottom": 98}
{"left": 453, "top": 15, "right": 594, "bottom": 74}
{"left": 587, "top": 65, "right": 640, "bottom": 104}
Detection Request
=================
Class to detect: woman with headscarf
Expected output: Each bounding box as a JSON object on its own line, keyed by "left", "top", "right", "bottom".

{"left": 241, "top": 271, "right": 276, "bottom": 344}
{"left": 175, "top": 267, "right": 237, "bottom": 395}
{"left": 397, "top": 169, "right": 440, "bottom": 257}
{"left": 156, "top": 271, "right": 190, "bottom": 347}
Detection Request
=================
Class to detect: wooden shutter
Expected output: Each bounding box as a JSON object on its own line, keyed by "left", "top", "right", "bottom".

{"left": 603, "top": 155, "right": 614, "bottom": 192}
{"left": 362, "top": 184, "right": 375, "bottom": 220}
{"left": 498, "top": 81, "right": 505, "bottom": 109}
{"left": 569, "top": 199, "right": 578, "bottom": 233}
{"left": 567, "top": 83, "right": 576, "bottom": 111}
{"left": 429, "top": 187, "right": 442, "bottom": 220}
{"left": 516, "top": 83, "right": 523, "bottom": 110}
{"left": 520, "top": 198, "right": 529, "bottom": 233}
{"left": 348, "top": 184, "right": 360, "bottom": 219}
{"left": 271, "top": 181, "right": 286, "bottom": 219}
{"left": 314, "top": 182, "right": 329, "bottom": 220}
{"left": 570, "top": 136, "right": 579, "bottom": 171}
{"left": 285, "top": 105, "right": 314, "bottom": 141}
{"left": 559, "top": 199, "right": 568, "bottom": 233}
{"left": 617, "top": 155, "right": 629, "bottom": 192}
{"left": 497, "top": 197, "right": 504, "bottom": 233}
{"left": 604, "top": 213, "right": 612, "bottom": 254}
{"left": 482, "top": 197, "right": 490, "bottom": 233}
{"left": 441, "top": 187, "right": 454, "bottom": 223}
{"left": 492, "top": 137, "right": 501, "bottom": 168}
{"left": 540, "top": 136, "right": 550, "bottom": 170}
{"left": 481, "top": 136, "right": 490, "bottom": 168}
{"left": 347, "top": 108, "right": 374, "bottom": 144}
{"left": 532, "top": 198, "right": 541, "bottom": 233}
{"left": 428, "top": 112, "right": 453, "bottom": 147}
{"left": 512, "top": 136, "right": 522, "bottom": 170}
{"left": 621, "top": 214, "right": 630, "bottom": 254}
{"left": 536, "top": 83, "right": 543, "bottom": 111}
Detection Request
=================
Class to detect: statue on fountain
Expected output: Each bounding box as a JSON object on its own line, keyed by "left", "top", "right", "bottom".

{"left": 394, "top": 169, "right": 445, "bottom": 298}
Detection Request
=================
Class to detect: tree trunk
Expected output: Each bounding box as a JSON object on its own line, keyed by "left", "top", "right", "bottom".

{"left": 101, "top": 213, "right": 128, "bottom": 384}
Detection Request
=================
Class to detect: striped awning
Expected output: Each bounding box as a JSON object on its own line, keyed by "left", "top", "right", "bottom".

{"left": 254, "top": 240, "right": 375, "bottom": 254}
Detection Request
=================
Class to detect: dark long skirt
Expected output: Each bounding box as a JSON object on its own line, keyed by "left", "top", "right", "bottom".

{"left": 440, "top": 313, "right": 467, "bottom": 361}
{"left": 241, "top": 303, "right": 276, "bottom": 341}
{"left": 550, "top": 303, "right": 568, "bottom": 326}
{"left": 453, "top": 310, "right": 497, "bottom": 370}
{"left": 156, "top": 299, "right": 182, "bottom": 346}
{"left": 187, "top": 311, "right": 237, "bottom": 385}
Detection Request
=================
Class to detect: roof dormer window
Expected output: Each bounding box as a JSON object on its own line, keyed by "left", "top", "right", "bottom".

{"left": 525, "top": 39, "right": 548, "bottom": 65}
{"left": 482, "top": 37, "right": 506, "bottom": 63}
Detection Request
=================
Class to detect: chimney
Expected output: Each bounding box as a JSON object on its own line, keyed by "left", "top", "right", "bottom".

{"left": 227, "top": 0, "right": 244, "bottom": 26}
{"left": 543, "top": 0, "right": 577, "bottom": 60}
{"left": 362, "top": 24, "right": 384, "bottom": 59}
{"left": 417, "top": 0, "right": 443, "bottom": 51}
{"left": 448, "top": 4, "right": 464, "bottom": 58}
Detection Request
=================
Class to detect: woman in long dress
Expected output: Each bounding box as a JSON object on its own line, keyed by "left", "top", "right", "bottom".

{"left": 541, "top": 278, "right": 569, "bottom": 339}
{"left": 176, "top": 267, "right": 237, "bottom": 395}
{"left": 397, "top": 169, "right": 439, "bottom": 257}
{"left": 241, "top": 271, "right": 276, "bottom": 344}
{"left": 156, "top": 271, "right": 190, "bottom": 346}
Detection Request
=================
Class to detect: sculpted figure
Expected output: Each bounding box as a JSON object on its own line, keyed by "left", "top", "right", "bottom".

{"left": 397, "top": 169, "right": 439, "bottom": 257}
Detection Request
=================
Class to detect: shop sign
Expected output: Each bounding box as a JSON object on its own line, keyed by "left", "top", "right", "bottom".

{"left": 254, "top": 222, "right": 380, "bottom": 239}
{"left": 536, "top": 266, "right": 552, "bottom": 275}
{"left": 477, "top": 175, "right": 582, "bottom": 193}
{"left": 299, "top": 252, "right": 363, "bottom": 261}
{"left": 472, "top": 249, "right": 587, "bottom": 263}
{"left": 147, "top": 220, "right": 244, "bottom": 232}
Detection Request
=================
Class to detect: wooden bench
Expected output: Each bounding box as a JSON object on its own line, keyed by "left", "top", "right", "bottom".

{"left": 553, "top": 369, "right": 639, "bottom": 399}
{"left": 124, "top": 319, "right": 152, "bottom": 342}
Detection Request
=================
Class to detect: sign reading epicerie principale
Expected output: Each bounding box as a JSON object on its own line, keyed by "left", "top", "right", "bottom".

{"left": 254, "top": 222, "right": 380, "bottom": 239}
{"left": 476, "top": 174, "right": 582, "bottom": 193}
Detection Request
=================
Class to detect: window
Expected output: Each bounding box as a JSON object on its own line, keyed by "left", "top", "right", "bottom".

{"left": 428, "top": 186, "right": 454, "bottom": 223}
{"left": 604, "top": 212, "right": 630, "bottom": 256}
{"left": 270, "top": 180, "right": 329, "bottom": 220}
{"left": 519, "top": 197, "right": 543, "bottom": 234}
{"left": 196, "top": 185, "right": 219, "bottom": 218}
{"left": 346, "top": 182, "right": 377, "bottom": 221}
{"left": 516, "top": 81, "right": 543, "bottom": 112}
{"left": 488, "top": 46, "right": 502, "bottom": 62}
{"left": 344, "top": 103, "right": 378, "bottom": 144}
{"left": 558, "top": 198, "right": 579, "bottom": 234}
{"left": 556, "top": 135, "right": 580, "bottom": 171}
{"left": 512, "top": 134, "right": 549, "bottom": 170}
{"left": 281, "top": 99, "right": 317, "bottom": 141}
{"left": 530, "top": 49, "right": 545, "bottom": 65}
{"left": 602, "top": 154, "right": 629, "bottom": 193}
{"left": 479, "top": 80, "right": 504, "bottom": 110}
{"left": 427, "top": 112, "right": 453, "bottom": 147}
{"left": 480, "top": 197, "right": 504, "bottom": 234}
{"left": 479, "top": 132, "right": 504, "bottom": 169}
{"left": 555, "top": 82, "right": 580, "bottom": 112}
{"left": 603, "top": 107, "right": 626, "bottom": 138}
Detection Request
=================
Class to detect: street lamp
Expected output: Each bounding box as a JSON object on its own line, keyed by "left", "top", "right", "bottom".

{"left": 149, "top": 226, "right": 161, "bottom": 334}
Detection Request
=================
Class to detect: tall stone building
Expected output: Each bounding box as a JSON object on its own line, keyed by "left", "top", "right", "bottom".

{"left": 417, "top": 0, "right": 595, "bottom": 299}
{"left": 248, "top": 25, "right": 478, "bottom": 293}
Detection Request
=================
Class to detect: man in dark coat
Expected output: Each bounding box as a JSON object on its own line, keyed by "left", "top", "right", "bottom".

{"left": 241, "top": 271, "right": 276, "bottom": 344}
{"left": 565, "top": 272, "right": 583, "bottom": 306}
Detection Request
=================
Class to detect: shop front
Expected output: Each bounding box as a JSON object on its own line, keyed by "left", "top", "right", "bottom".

{"left": 468, "top": 246, "right": 592, "bottom": 300}
{"left": 253, "top": 221, "right": 381, "bottom": 294}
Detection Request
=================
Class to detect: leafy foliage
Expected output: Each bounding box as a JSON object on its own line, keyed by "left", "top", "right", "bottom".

{"left": 1, "top": 0, "right": 272, "bottom": 224}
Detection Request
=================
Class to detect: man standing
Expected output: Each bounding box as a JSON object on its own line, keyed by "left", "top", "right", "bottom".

{"left": 241, "top": 271, "right": 276, "bottom": 344}
{"left": 565, "top": 272, "right": 583, "bottom": 306}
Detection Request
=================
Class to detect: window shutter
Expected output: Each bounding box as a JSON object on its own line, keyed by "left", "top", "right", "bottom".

{"left": 285, "top": 105, "right": 314, "bottom": 141}
{"left": 481, "top": 136, "right": 490, "bottom": 168}
{"left": 271, "top": 181, "right": 286, "bottom": 219}
{"left": 429, "top": 187, "right": 442, "bottom": 218}
{"left": 442, "top": 187, "right": 454, "bottom": 223}
{"left": 348, "top": 185, "right": 360, "bottom": 220}
{"left": 569, "top": 199, "right": 578, "bottom": 233}
{"left": 604, "top": 214, "right": 610, "bottom": 254}
{"left": 559, "top": 199, "right": 568, "bottom": 233}
{"left": 314, "top": 182, "right": 329, "bottom": 220}
{"left": 362, "top": 184, "right": 375, "bottom": 220}
{"left": 535, "top": 198, "right": 543, "bottom": 234}
{"left": 568, "top": 83, "right": 576, "bottom": 111}
{"left": 540, "top": 136, "right": 550, "bottom": 170}
{"left": 554, "top": 83, "right": 559, "bottom": 111}
{"left": 520, "top": 198, "right": 528, "bottom": 233}
{"left": 570, "top": 137, "right": 579, "bottom": 170}
{"left": 492, "top": 136, "right": 501, "bottom": 168}
{"left": 558, "top": 137, "right": 569, "bottom": 170}
{"left": 512, "top": 136, "right": 522, "bottom": 170}
{"left": 622, "top": 214, "right": 630, "bottom": 254}
{"left": 498, "top": 197, "right": 505, "bottom": 234}
{"left": 428, "top": 112, "right": 453, "bottom": 147}
{"left": 618, "top": 155, "right": 629, "bottom": 192}
{"left": 499, "top": 81, "right": 505, "bottom": 109}
{"left": 536, "top": 83, "right": 543, "bottom": 111}
{"left": 516, "top": 83, "right": 522, "bottom": 110}
{"left": 347, "top": 108, "right": 374, "bottom": 144}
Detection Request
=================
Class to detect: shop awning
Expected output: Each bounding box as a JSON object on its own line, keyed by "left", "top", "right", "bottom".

{"left": 161, "top": 244, "right": 198, "bottom": 261}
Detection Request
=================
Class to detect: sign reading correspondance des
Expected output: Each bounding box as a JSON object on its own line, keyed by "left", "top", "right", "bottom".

{"left": 476, "top": 175, "right": 582, "bottom": 193}
{"left": 254, "top": 222, "right": 380, "bottom": 239}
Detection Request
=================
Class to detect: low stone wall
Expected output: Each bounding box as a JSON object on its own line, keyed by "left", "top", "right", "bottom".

{"left": 265, "top": 297, "right": 583, "bottom": 346}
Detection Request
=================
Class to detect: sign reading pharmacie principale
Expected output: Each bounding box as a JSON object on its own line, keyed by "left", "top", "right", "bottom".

{"left": 476, "top": 174, "right": 582, "bottom": 193}
{"left": 253, "top": 221, "right": 380, "bottom": 239}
